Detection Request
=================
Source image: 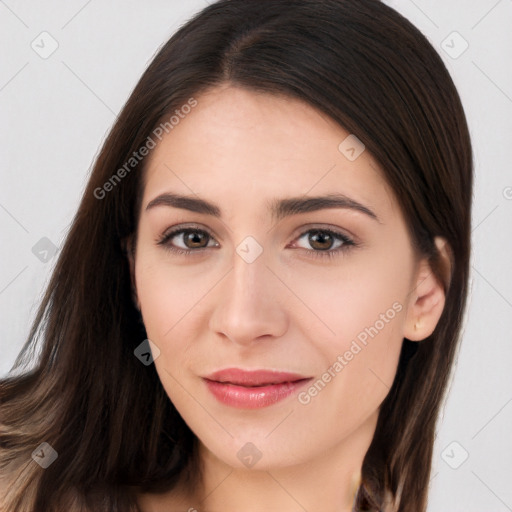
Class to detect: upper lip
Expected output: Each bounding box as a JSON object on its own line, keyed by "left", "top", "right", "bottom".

{"left": 204, "top": 368, "right": 312, "bottom": 387}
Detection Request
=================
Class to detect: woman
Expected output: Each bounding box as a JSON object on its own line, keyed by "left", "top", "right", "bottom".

{"left": 0, "top": 0, "right": 472, "bottom": 510}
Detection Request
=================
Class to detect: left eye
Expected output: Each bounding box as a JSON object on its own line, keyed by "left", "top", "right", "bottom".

{"left": 293, "top": 228, "right": 354, "bottom": 253}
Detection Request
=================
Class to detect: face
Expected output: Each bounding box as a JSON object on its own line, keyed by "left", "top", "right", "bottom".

{"left": 131, "top": 84, "right": 427, "bottom": 473}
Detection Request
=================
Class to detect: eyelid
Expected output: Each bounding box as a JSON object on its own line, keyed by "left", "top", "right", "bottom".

{"left": 291, "top": 226, "right": 354, "bottom": 247}
{"left": 157, "top": 222, "right": 218, "bottom": 241}
{"left": 290, "top": 222, "right": 358, "bottom": 244}
{"left": 158, "top": 222, "right": 356, "bottom": 242}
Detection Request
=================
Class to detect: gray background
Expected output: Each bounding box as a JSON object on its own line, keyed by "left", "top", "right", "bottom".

{"left": 1, "top": 1, "right": 511, "bottom": 510}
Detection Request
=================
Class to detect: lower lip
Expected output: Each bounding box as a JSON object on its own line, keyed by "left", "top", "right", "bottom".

{"left": 203, "top": 378, "right": 312, "bottom": 409}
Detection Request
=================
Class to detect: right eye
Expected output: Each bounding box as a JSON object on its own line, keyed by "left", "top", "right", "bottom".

{"left": 156, "top": 226, "right": 219, "bottom": 255}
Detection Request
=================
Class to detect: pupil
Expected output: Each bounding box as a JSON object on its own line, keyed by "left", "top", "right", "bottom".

{"left": 187, "top": 231, "right": 206, "bottom": 248}
{"left": 310, "top": 231, "right": 332, "bottom": 250}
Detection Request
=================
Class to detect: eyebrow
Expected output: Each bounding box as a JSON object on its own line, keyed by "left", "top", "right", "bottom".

{"left": 145, "top": 192, "right": 380, "bottom": 223}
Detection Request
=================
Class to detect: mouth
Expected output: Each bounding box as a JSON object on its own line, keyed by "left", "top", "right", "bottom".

{"left": 202, "top": 368, "right": 313, "bottom": 409}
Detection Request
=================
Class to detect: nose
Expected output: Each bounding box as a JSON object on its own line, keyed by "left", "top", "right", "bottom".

{"left": 209, "top": 247, "right": 288, "bottom": 346}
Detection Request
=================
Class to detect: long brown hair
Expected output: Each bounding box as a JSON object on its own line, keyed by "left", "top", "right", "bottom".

{"left": 0, "top": 0, "right": 473, "bottom": 510}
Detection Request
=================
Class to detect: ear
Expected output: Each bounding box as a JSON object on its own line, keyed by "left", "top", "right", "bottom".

{"left": 123, "top": 235, "right": 140, "bottom": 311}
{"left": 403, "top": 237, "right": 452, "bottom": 341}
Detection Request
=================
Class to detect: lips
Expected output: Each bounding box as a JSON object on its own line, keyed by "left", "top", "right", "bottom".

{"left": 202, "top": 368, "right": 313, "bottom": 409}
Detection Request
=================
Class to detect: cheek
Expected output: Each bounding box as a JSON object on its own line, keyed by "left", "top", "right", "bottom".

{"left": 134, "top": 252, "right": 218, "bottom": 384}
{"left": 135, "top": 264, "right": 196, "bottom": 402}
{"left": 135, "top": 248, "right": 207, "bottom": 339}
{"left": 293, "top": 251, "right": 411, "bottom": 413}
{"left": 136, "top": 264, "right": 177, "bottom": 340}
{"left": 295, "top": 285, "right": 405, "bottom": 438}
{"left": 286, "top": 247, "right": 411, "bottom": 349}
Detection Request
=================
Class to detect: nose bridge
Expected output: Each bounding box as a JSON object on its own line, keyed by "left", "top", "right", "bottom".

{"left": 209, "top": 239, "right": 288, "bottom": 344}
{"left": 233, "top": 243, "right": 269, "bottom": 302}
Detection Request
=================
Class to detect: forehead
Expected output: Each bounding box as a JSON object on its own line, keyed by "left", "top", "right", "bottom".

{"left": 142, "top": 84, "right": 397, "bottom": 221}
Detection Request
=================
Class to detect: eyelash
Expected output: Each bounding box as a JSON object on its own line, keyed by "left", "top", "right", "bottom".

{"left": 156, "top": 225, "right": 356, "bottom": 260}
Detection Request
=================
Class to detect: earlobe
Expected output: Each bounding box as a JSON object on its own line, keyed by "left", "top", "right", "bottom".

{"left": 404, "top": 237, "right": 452, "bottom": 342}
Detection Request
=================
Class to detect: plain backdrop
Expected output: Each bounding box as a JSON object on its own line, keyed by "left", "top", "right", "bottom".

{"left": 1, "top": 1, "right": 511, "bottom": 510}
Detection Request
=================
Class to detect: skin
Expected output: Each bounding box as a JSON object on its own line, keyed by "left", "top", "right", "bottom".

{"left": 130, "top": 84, "right": 449, "bottom": 512}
